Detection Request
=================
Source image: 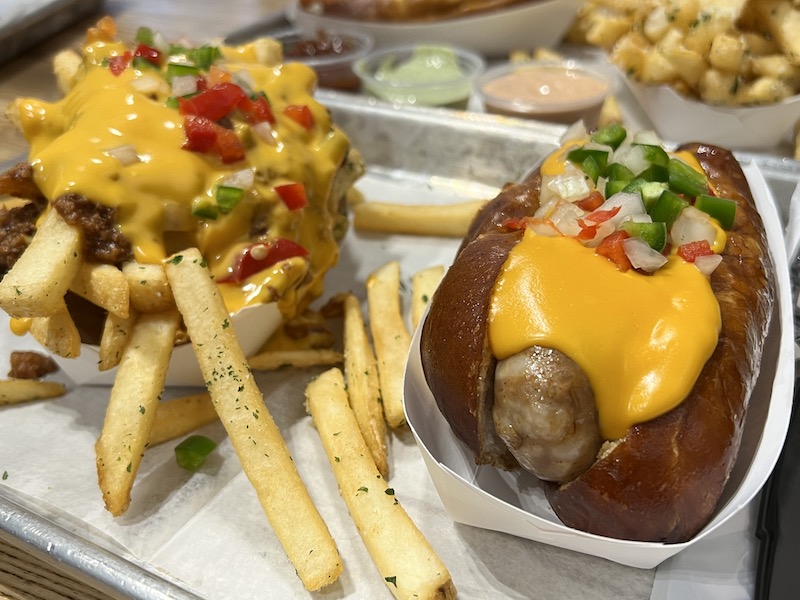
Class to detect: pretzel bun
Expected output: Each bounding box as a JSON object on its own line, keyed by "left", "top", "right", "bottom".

{"left": 420, "top": 138, "right": 775, "bottom": 542}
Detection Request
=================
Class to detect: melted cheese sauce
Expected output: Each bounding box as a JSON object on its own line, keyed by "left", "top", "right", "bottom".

{"left": 491, "top": 139, "right": 724, "bottom": 440}
{"left": 489, "top": 232, "right": 721, "bottom": 440}
{"left": 15, "top": 39, "right": 352, "bottom": 316}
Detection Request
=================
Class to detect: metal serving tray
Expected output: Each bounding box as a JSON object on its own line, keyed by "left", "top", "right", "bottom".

{"left": 0, "top": 92, "right": 798, "bottom": 600}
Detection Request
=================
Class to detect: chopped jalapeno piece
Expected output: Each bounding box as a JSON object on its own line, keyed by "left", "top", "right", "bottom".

{"left": 668, "top": 157, "right": 708, "bottom": 199}
{"left": 620, "top": 221, "right": 667, "bottom": 252}
{"left": 567, "top": 147, "right": 609, "bottom": 181}
{"left": 135, "top": 26, "right": 154, "bottom": 46}
{"left": 192, "top": 198, "right": 218, "bottom": 220}
{"left": 635, "top": 143, "right": 670, "bottom": 167}
{"left": 649, "top": 189, "right": 689, "bottom": 229}
{"left": 175, "top": 435, "right": 217, "bottom": 471}
{"left": 695, "top": 194, "right": 737, "bottom": 229}
{"left": 216, "top": 185, "right": 244, "bottom": 214}
{"left": 167, "top": 62, "right": 201, "bottom": 81}
{"left": 591, "top": 123, "right": 627, "bottom": 149}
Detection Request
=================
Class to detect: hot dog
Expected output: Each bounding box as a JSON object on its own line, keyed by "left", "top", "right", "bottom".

{"left": 419, "top": 125, "right": 775, "bottom": 543}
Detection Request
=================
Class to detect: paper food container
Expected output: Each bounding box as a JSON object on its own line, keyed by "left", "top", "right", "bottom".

{"left": 626, "top": 79, "right": 800, "bottom": 150}
{"left": 403, "top": 162, "right": 795, "bottom": 569}
{"left": 288, "top": 0, "right": 581, "bottom": 59}
{"left": 52, "top": 301, "right": 282, "bottom": 387}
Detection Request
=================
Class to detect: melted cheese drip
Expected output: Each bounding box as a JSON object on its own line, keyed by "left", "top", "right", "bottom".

{"left": 489, "top": 232, "right": 721, "bottom": 440}
{"left": 14, "top": 39, "right": 351, "bottom": 316}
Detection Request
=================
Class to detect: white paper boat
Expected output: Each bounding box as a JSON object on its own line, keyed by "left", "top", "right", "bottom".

{"left": 403, "top": 162, "right": 795, "bottom": 569}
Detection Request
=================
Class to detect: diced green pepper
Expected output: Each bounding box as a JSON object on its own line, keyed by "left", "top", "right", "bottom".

{"left": 620, "top": 221, "right": 667, "bottom": 252}
{"left": 216, "top": 185, "right": 244, "bottom": 214}
{"left": 192, "top": 199, "right": 218, "bottom": 220}
{"left": 166, "top": 62, "right": 201, "bottom": 81}
{"left": 695, "top": 194, "right": 737, "bottom": 229}
{"left": 175, "top": 435, "right": 217, "bottom": 471}
{"left": 165, "top": 96, "right": 179, "bottom": 109}
{"left": 591, "top": 123, "right": 627, "bottom": 150}
{"left": 635, "top": 144, "right": 670, "bottom": 167}
{"left": 132, "top": 56, "right": 158, "bottom": 71}
{"left": 638, "top": 163, "right": 670, "bottom": 183}
{"left": 567, "top": 147, "right": 609, "bottom": 181}
{"left": 135, "top": 26, "right": 155, "bottom": 46}
{"left": 668, "top": 157, "right": 708, "bottom": 199}
{"left": 649, "top": 189, "right": 689, "bottom": 229}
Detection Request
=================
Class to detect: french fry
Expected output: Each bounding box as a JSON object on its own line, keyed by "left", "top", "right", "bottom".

{"left": 366, "top": 262, "right": 411, "bottom": 429}
{"left": 0, "top": 379, "right": 66, "bottom": 405}
{"left": 148, "top": 392, "right": 219, "bottom": 446}
{"left": 95, "top": 308, "right": 181, "bottom": 516}
{"left": 70, "top": 263, "right": 129, "bottom": 319}
{"left": 353, "top": 200, "right": 487, "bottom": 237}
{"left": 411, "top": 265, "right": 445, "bottom": 331}
{"left": 29, "top": 307, "right": 81, "bottom": 358}
{"left": 0, "top": 208, "right": 82, "bottom": 318}
{"left": 164, "top": 248, "right": 342, "bottom": 592}
{"left": 98, "top": 309, "right": 137, "bottom": 371}
{"left": 306, "top": 368, "right": 457, "bottom": 600}
{"left": 122, "top": 261, "right": 174, "bottom": 313}
{"left": 342, "top": 293, "right": 389, "bottom": 479}
{"left": 248, "top": 349, "right": 343, "bottom": 371}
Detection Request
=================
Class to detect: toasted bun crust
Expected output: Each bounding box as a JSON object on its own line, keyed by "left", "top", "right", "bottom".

{"left": 420, "top": 143, "right": 775, "bottom": 542}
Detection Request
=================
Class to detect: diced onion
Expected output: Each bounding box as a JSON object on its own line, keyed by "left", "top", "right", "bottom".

{"left": 670, "top": 206, "right": 716, "bottom": 246}
{"left": 171, "top": 74, "right": 198, "bottom": 97}
{"left": 622, "top": 237, "right": 668, "bottom": 272}
{"left": 588, "top": 192, "right": 646, "bottom": 228}
{"left": 252, "top": 121, "right": 277, "bottom": 145}
{"left": 106, "top": 145, "right": 140, "bottom": 166}
{"left": 611, "top": 144, "right": 650, "bottom": 176}
{"left": 527, "top": 219, "right": 562, "bottom": 237}
{"left": 131, "top": 73, "right": 166, "bottom": 95}
{"left": 222, "top": 168, "right": 255, "bottom": 190}
{"left": 561, "top": 121, "right": 588, "bottom": 144}
{"left": 631, "top": 129, "right": 663, "bottom": 146}
{"left": 541, "top": 164, "right": 591, "bottom": 203}
{"left": 694, "top": 253, "right": 723, "bottom": 276}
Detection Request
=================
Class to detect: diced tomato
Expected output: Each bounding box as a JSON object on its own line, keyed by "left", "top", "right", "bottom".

{"left": 133, "top": 43, "right": 162, "bottom": 66}
{"left": 218, "top": 239, "right": 309, "bottom": 284}
{"left": 108, "top": 51, "right": 132, "bottom": 76}
{"left": 283, "top": 104, "right": 314, "bottom": 129}
{"left": 275, "top": 183, "right": 308, "bottom": 211}
{"left": 179, "top": 82, "right": 247, "bottom": 121}
{"left": 577, "top": 222, "right": 599, "bottom": 241}
{"left": 677, "top": 240, "right": 714, "bottom": 263}
{"left": 585, "top": 205, "right": 621, "bottom": 225}
{"left": 182, "top": 115, "right": 218, "bottom": 152}
{"left": 575, "top": 191, "right": 605, "bottom": 212}
{"left": 596, "top": 230, "right": 632, "bottom": 271}
{"left": 239, "top": 94, "right": 275, "bottom": 125}
{"left": 182, "top": 115, "right": 245, "bottom": 163}
{"left": 213, "top": 127, "right": 245, "bottom": 164}
{"left": 207, "top": 65, "right": 233, "bottom": 87}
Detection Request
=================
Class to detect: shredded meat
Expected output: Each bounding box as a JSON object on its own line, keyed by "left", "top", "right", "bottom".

{"left": 9, "top": 351, "right": 58, "bottom": 379}
{"left": 53, "top": 193, "right": 133, "bottom": 265}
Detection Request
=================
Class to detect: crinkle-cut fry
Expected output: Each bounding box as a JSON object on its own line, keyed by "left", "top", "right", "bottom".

{"left": 95, "top": 308, "right": 180, "bottom": 516}
{"left": 306, "top": 368, "right": 457, "bottom": 600}
{"left": 122, "top": 261, "right": 174, "bottom": 313}
{"left": 164, "top": 248, "right": 342, "bottom": 592}
{"left": 148, "top": 392, "right": 219, "bottom": 446}
{"left": 70, "top": 262, "right": 130, "bottom": 319}
{"left": 411, "top": 265, "right": 445, "bottom": 332}
{"left": 29, "top": 307, "right": 81, "bottom": 358}
{"left": 366, "top": 261, "right": 411, "bottom": 429}
{"left": 0, "top": 208, "right": 82, "bottom": 318}
{"left": 98, "top": 309, "right": 137, "bottom": 371}
{"left": 0, "top": 379, "right": 66, "bottom": 405}
{"left": 248, "top": 349, "right": 343, "bottom": 371}
{"left": 353, "top": 200, "right": 487, "bottom": 237}
{"left": 342, "top": 292, "right": 389, "bottom": 479}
